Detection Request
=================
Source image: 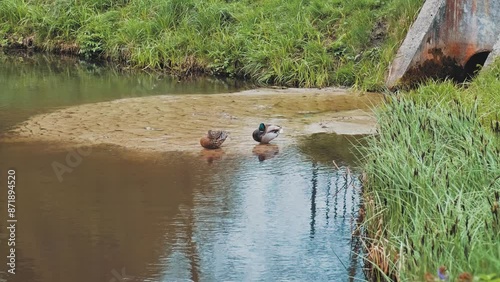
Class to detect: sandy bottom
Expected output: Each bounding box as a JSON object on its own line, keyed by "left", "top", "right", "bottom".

{"left": 1, "top": 88, "right": 382, "bottom": 155}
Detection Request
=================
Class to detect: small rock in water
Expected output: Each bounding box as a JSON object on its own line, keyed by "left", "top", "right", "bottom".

{"left": 144, "top": 126, "right": 163, "bottom": 131}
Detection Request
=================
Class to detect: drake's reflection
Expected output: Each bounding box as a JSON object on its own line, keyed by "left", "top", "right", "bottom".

{"left": 252, "top": 144, "right": 279, "bottom": 161}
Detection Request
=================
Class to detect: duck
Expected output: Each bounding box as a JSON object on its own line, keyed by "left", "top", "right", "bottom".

{"left": 252, "top": 123, "right": 282, "bottom": 144}
{"left": 200, "top": 130, "right": 228, "bottom": 149}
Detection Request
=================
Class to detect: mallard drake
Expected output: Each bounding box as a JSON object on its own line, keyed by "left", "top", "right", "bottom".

{"left": 252, "top": 123, "right": 282, "bottom": 144}
{"left": 200, "top": 130, "right": 228, "bottom": 149}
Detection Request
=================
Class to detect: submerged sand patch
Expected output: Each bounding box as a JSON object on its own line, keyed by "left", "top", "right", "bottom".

{"left": 1, "top": 88, "right": 382, "bottom": 154}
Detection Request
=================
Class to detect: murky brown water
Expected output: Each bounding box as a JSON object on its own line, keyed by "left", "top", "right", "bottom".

{"left": 0, "top": 137, "right": 365, "bottom": 282}
{"left": 0, "top": 53, "right": 370, "bottom": 281}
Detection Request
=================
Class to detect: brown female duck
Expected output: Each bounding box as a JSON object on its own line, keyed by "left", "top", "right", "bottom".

{"left": 200, "top": 130, "right": 229, "bottom": 149}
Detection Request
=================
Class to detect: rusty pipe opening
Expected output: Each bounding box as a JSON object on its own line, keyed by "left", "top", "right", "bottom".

{"left": 462, "top": 51, "right": 491, "bottom": 82}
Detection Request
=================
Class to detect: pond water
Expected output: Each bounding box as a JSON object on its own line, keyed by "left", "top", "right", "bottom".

{"left": 0, "top": 53, "right": 367, "bottom": 281}
{"left": 0, "top": 53, "right": 250, "bottom": 133}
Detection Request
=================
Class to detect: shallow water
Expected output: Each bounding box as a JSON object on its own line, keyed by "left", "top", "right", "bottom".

{"left": 0, "top": 53, "right": 251, "bottom": 132}
{"left": 0, "top": 54, "right": 367, "bottom": 281}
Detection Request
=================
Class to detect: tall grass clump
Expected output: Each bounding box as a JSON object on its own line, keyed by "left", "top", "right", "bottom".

{"left": 361, "top": 62, "right": 500, "bottom": 281}
{"left": 1, "top": 0, "right": 425, "bottom": 89}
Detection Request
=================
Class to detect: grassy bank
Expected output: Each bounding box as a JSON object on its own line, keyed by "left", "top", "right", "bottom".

{"left": 1, "top": 0, "right": 423, "bottom": 89}
{"left": 361, "top": 61, "right": 500, "bottom": 281}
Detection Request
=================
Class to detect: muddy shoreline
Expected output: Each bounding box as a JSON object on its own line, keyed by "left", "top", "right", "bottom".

{"left": 1, "top": 88, "right": 382, "bottom": 155}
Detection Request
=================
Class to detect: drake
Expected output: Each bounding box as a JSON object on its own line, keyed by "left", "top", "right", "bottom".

{"left": 252, "top": 123, "right": 282, "bottom": 144}
{"left": 200, "top": 130, "right": 228, "bottom": 149}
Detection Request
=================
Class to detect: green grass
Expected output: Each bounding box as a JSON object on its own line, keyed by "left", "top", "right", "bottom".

{"left": 360, "top": 62, "right": 500, "bottom": 281}
{"left": 0, "top": 0, "right": 424, "bottom": 89}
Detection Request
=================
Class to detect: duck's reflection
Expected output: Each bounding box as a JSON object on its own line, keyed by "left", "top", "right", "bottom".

{"left": 252, "top": 144, "right": 279, "bottom": 161}
{"left": 199, "top": 148, "right": 225, "bottom": 164}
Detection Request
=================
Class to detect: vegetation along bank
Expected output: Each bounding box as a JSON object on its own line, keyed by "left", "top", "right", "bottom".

{"left": 0, "top": 0, "right": 424, "bottom": 89}
{"left": 361, "top": 62, "right": 500, "bottom": 281}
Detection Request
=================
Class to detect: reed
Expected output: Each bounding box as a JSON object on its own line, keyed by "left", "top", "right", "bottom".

{"left": 360, "top": 62, "right": 500, "bottom": 281}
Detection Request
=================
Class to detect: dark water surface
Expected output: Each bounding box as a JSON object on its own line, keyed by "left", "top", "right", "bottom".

{"left": 0, "top": 53, "right": 366, "bottom": 281}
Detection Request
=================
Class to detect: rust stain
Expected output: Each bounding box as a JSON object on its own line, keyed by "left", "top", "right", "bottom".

{"left": 387, "top": 0, "right": 500, "bottom": 89}
{"left": 445, "top": 0, "right": 463, "bottom": 32}
{"left": 464, "top": 44, "right": 479, "bottom": 63}
{"left": 399, "top": 48, "right": 463, "bottom": 89}
{"left": 442, "top": 0, "right": 457, "bottom": 43}
{"left": 446, "top": 42, "right": 462, "bottom": 58}
{"left": 455, "top": 0, "right": 463, "bottom": 29}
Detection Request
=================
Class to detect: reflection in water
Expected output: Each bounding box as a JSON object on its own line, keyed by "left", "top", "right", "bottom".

{"left": 199, "top": 149, "right": 225, "bottom": 164}
{"left": 310, "top": 161, "right": 318, "bottom": 238}
{"left": 298, "top": 132, "right": 367, "bottom": 167}
{"left": 251, "top": 144, "right": 280, "bottom": 162}
{"left": 165, "top": 145, "right": 364, "bottom": 281}
{"left": 176, "top": 204, "right": 200, "bottom": 282}
{"left": 0, "top": 138, "right": 365, "bottom": 282}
